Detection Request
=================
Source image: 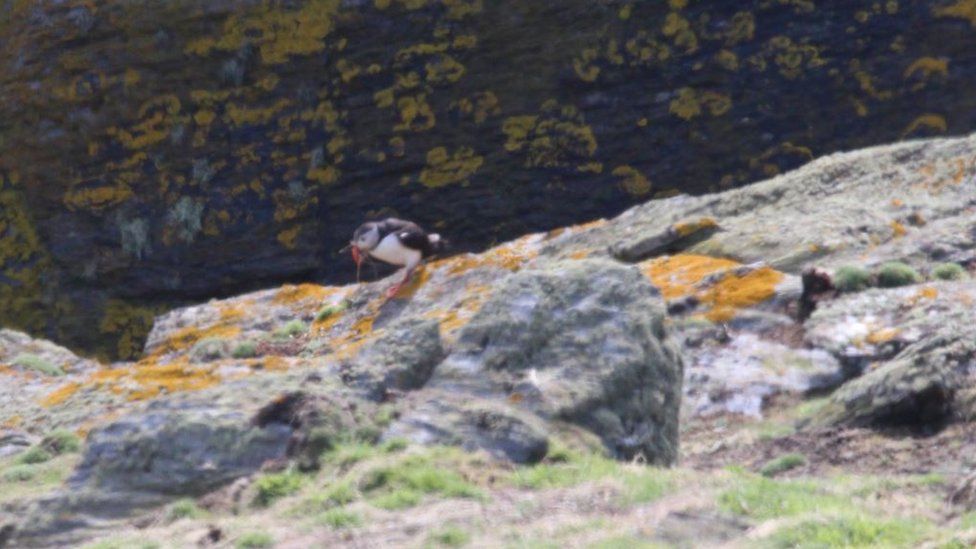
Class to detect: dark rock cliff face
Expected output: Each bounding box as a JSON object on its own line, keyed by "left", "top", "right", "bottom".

{"left": 2, "top": 0, "right": 976, "bottom": 358}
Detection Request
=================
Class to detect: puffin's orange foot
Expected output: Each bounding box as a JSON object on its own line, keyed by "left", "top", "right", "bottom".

{"left": 385, "top": 283, "right": 404, "bottom": 299}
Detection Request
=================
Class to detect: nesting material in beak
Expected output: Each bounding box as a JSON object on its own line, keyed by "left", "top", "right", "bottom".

{"left": 351, "top": 245, "right": 363, "bottom": 282}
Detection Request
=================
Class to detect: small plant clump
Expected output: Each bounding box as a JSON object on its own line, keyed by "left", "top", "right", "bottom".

{"left": 254, "top": 471, "right": 303, "bottom": 507}
{"left": 428, "top": 525, "right": 471, "bottom": 547}
{"left": 188, "top": 338, "right": 229, "bottom": 362}
{"left": 166, "top": 498, "right": 205, "bottom": 522}
{"left": 875, "top": 262, "right": 922, "bottom": 288}
{"left": 274, "top": 320, "right": 308, "bottom": 339}
{"left": 932, "top": 262, "right": 968, "bottom": 281}
{"left": 2, "top": 465, "right": 36, "bottom": 482}
{"left": 231, "top": 341, "right": 259, "bottom": 359}
{"left": 41, "top": 429, "right": 81, "bottom": 455}
{"left": 12, "top": 354, "right": 64, "bottom": 377}
{"left": 235, "top": 531, "right": 274, "bottom": 549}
{"left": 317, "top": 508, "right": 362, "bottom": 529}
{"left": 760, "top": 453, "right": 807, "bottom": 477}
{"left": 315, "top": 301, "right": 348, "bottom": 322}
{"left": 17, "top": 446, "right": 53, "bottom": 465}
{"left": 833, "top": 266, "right": 872, "bottom": 293}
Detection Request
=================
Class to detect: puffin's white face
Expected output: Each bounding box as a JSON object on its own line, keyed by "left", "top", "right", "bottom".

{"left": 352, "top": 224, "right": 381, "bottom": 251}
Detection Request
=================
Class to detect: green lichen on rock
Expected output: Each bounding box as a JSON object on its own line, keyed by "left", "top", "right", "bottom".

{"left": 12, "top": 354, "right": 63, "bottom": 377}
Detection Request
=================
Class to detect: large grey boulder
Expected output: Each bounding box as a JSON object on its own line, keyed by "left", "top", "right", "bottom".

{"left": 393, "top": 259, "right": 684, "bottom": 464}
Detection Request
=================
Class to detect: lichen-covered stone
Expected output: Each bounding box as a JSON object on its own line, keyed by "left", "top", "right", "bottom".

{"left": 806, "top": 282, "right": 976, "bottom": 427}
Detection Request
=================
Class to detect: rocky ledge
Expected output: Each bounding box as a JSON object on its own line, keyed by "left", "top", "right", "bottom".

{"left": 4, "top": 132, "right": 976, "bottom": 547}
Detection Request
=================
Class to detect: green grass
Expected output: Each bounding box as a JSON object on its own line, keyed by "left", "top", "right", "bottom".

{"left": 17, "top": 446, "right": 52, "bottom": 465}
{"left": 232, "top": 341, "right": 259, "bottom": 359}
{"left": 760, "top": 453, "right": 807, "bottom": 477}
{"left": 509, "top": 450, "right": 672, "bottom": 505}
{"left": 316, "top": 507, "right": 362, "bottom": 529}
{"left": 12, "top": 353, "right": 63, "bottom": 376}
{"left": 166, "top": 498, "right": 205, "bottom": 521}
{"left": 254, "top": 471, "right": 303, "bottom": 507}
{"left": 834, "top": 266, "right": 872, "bottom": 293}
{"left": 41, "top": 429, "right": 81, "bottom": 455}
{"left": 719, "top": 475, "right": 849, "bottom": 520}
{"left": 2, "top": 464, "right": 35, "bottom": 482}
{"left": 875, "top": 262, "right": 922, "bottom": 288}
{"left": 359, "top": 452, "right": 482, "bottom": 510}
{"left": 274, "top": 320, "right": 307, "bottom": 339}
{"left": 293, "top": 480, "right": 358, "bottom": 515}
{"left": 427, "top": 525, "right": 471, "bottom": 547}
{"left": 0, "top": 454, "right": 77, "bottom": 503}
{"left": 766, "top": 515, "right": 927, "bottom": 548}
{"left": 932, "top": 262, "right": 968, "bottom": 281}
{"left": 236, "top": 531, "right": 274, "bottom": 549}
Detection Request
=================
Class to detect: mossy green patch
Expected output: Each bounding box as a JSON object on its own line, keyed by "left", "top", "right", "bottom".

{"left": 235, "top": 531, "right": 274, "bottom": 549}
{"left": 41, "top": 429, "right": 81, "bottom": 455}
{"left": 17, "top": 446, "right": 52, "bottom": 465}
{"left": 254, "top": 471, "right": 304, "bottom": 507}
{"left": 274, "top": 320, "right": 308, "bottom": 339}
{"left": 765, "top": 514, "right": 927, "bottom": 548}
{"left": 12, "top": 353, "right": 63, "bottom": 376}
{"left": 932, "top": 262, "right": 968, "bottom": 281}
{"left": 232, "top": 341, "right": 259, "bottom": 359}
{"left": 166, "top": 498, "right": 206, "bottom": 522}
{"left": 427, "top": 525, "right": 471, "bottom": 547}
{"left": 875, "top": 262, "right": 922, "bottom": 288}
{"left": 316, "top": 507, "right": 362, "bottom": 529}
{"left": 834, "top": 266, "right": 872, "bottom": 293}
{"left": 760, "top": 453, "right": 806, "bottom": 477}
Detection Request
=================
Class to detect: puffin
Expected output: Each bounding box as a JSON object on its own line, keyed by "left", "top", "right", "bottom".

{"left": 348, "top": 218, "right": 445, "bottom": 298}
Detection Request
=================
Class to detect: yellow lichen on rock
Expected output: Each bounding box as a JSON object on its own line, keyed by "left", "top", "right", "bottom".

{"left": 419, "top": 146, "right": 484, "bottom": 188}
{"left": 700, "top": 266, "right": 784, "bottom": 322}
{"left": 612, "top": 165, "right": 652, "bottom": 197}
{"left": 935, "top": 0, "right": 976, "bottom": 27}
{"left": 642, "top": 254, "right": 783, "bottom": 322}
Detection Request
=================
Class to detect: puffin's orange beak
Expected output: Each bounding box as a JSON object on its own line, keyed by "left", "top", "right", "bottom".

{"left": 351, "top": 245, "right": 363, "bottom": 267}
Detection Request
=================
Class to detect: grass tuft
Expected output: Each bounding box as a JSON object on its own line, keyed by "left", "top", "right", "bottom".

{"left": 274, "top": 320, "right": 308, "bottom": 339}
{"left": 932, "top": 262, "right": 968, "bottom": 281}
{"left": 317, "top": 507, "right": 362, "bottom": 529}
{"left": 833, "top": 266, "right": 872, "bottom": 293}
{"left": 254, "top": 471, "right": 303, "bottom": 507}
{"left": 166, "top": 498, "right": 205, "bottom": 522}
{"left": 17, "top": 446, "right": 53, "bottom": 465}
{"left": 875, "top": 262, "right": 922, "bottom": 288}
{"left": 12, "top": 353, "right": 63, "bottom": 376}
{"left": 767, "top": 515, "right": 926, "bottom": 548}
{"left": 236, "top": 531, "right": 274, "bottom": 549}
{"left": 231, "top": 341, "right": 259, "bottom": 359}
{"left": 428, "top": 525, "right": 471, "bottom": 547}
{"left": 760, "top": 453, "right": 807, "bottom": 477}
{"left": 41, "top": 429, "right": 81, "bottom": 455}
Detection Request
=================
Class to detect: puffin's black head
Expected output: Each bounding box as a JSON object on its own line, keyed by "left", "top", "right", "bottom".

{"left": 351, "top": 222, "right": 381, "bottom": 252}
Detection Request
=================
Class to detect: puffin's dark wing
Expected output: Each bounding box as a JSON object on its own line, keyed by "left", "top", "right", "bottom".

{"left": 376, "top": 218, "right": 421, "bottom": 239}
{"left": 396, "top": 226, "right": 432, "bottom": 255}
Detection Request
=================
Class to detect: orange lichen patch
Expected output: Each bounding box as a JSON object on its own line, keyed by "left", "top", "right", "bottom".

{"left": 915, "top": 286, "right": 939, "bottom": 301}
{"left": 273, "top": 284, "right": 335, "bottom": 307}
{"left": 673, "top": 217, "right": 719, "bottom": 237}
{"left": 572, "top": 219, "right": 608, "bottom": 232}
{"left": 150, "top": 323, "right": 242, "bottom": 357}
{"left": 641, "top": 254, "right": 741, "bottom": 300}
{"left": 866, "top": 328, "right": 901, "bottom": 345}
{"left": 699, "top": 266, "right": 784, "bottom": 322}
{"left": 891, "top": 220, "right": 907, "bottom": 238}
{"left": 1, "top": 415, "right": 23, "bottom": 429}
{"left": 259, "top": 356, "right": 290, "bottom": 372}
{"left": 569, "top": 250, "right": 592, "bottom": 260}
{"left": 891, "top": 198, "right": 904, "bottom": 207}
{"left": 392, "top": 266, "right": 432, "bottom": 299}
{"left": 123, "top": 361, "right": 222, "bottom": 401}
{"left": 40, "top": 382, "right": 81, "bottom": 407}
{"left": 438, "top": 235, "right": 539, "bottom": 276}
